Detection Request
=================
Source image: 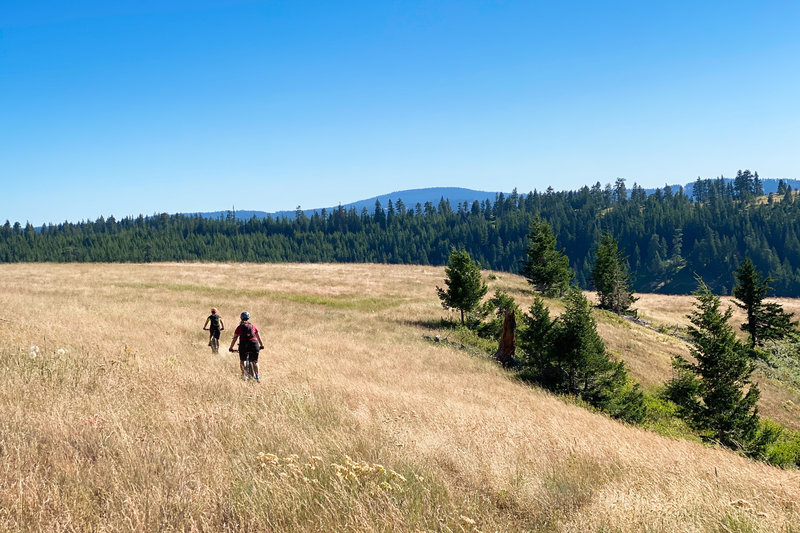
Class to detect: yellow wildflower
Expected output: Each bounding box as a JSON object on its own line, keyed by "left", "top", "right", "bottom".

{"left": 389, "top": 470, "right": 407, "bottom": 483}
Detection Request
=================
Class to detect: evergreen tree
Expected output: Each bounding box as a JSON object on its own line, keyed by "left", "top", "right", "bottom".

{"left": 520, "top": 218, "right": 573, "bottom": 296}
{"left": 733, "top": 258, "right": 798, "bottom": 348}
{"left": 517, "top": 296, "right": 553, "bottom": 381}
{"left": 436, "top": 248, "right": 488, "bottom": 325}
{"left": 733, "top": 258, "right": 772, "bottom": 348}
{"left": 667, "top": 279, "right": 760, "bottom": 449}
{"left": 591, "top": 233, "right": 636, "bottom": 314}
{"left": 758, "top": 303, "right": 800, "bottom": 343}
{"left": 518, "top": 290, "right": 635, "bottom": 414}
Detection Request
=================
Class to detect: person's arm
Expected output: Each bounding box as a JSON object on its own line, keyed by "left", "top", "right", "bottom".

{"left": 203, "top": 317, "right": 210, "bottom": 330}
{"left": 229, "top": 334, "right": 239, "bottom": 352}
{"left": 220, "top": 318, "right": 225, "bottom": 331}
{"left": 255, "top": 331, "right": 264, "bottom": 350}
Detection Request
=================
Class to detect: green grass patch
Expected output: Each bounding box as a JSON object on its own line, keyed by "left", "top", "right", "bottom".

{"left": 113, "top": 281, "right": 405, "bottom": 311}
{"left": 639, "top": 389, "right": 701, "bottom": 442}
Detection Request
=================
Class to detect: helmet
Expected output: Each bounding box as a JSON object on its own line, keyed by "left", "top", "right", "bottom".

{"left": 240, "top": 311, "right": 250, "bottom": 321}
{"left": 211, "top": 308, "right": 217, "bottom": 313}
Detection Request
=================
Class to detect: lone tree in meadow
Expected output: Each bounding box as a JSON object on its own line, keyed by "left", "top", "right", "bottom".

{"left": 437, "top": 248, "right": 488, "bottom": 325}
{"left": 733, "top": 258, "right": 798, "bottom": 349}
{"left": 521, "top": 218, "right": 573, "bottom": 297}
{"left": 591, "top": 233, "right": 636, "bottom": 314}
{"left": 667, "top": 279, "right": 760, "bottom": 449}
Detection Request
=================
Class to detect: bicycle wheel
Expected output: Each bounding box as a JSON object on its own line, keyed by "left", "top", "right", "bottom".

{"left": 241, "top": 361, "right": 251, "bottom": 380}
{"left": 210, "top": 337, "right": 219, "bottom": 354}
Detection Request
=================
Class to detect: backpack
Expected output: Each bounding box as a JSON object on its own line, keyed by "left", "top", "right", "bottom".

{"left": 239, "top": 322, "right": 255, "bottom": 341}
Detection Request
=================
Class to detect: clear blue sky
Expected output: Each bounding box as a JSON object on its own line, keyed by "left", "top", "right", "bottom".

{"left": 2, "top": 1, "right": 799, "bottom": 225}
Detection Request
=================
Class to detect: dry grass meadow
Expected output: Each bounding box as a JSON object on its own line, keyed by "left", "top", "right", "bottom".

{"left": 1, "top": 262, "right": 799, "bottom": 532}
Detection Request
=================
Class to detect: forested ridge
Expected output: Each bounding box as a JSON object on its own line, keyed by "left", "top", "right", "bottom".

{"left": 3, "top": 172, "right": 800, "bottom": 296}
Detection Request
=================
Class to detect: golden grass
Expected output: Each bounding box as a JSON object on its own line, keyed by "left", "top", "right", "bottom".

{"left": 1, "top": 263, "right": 799, "bottom": 532}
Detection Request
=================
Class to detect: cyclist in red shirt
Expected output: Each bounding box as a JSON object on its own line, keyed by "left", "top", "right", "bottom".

{"left": 229, "top": 311, "right": 264, "bottom": 381}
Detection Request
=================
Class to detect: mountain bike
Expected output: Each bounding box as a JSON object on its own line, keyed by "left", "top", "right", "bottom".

{"left": 204, "top": 328, "right": 221, "bottom": 354}
{"left": 230, "top": 349, "right": 257, "bottom": 381}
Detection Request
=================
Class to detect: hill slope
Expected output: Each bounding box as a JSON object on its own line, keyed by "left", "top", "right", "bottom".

{"left": 1, "top": 263, "right": 799, "bottom": 532}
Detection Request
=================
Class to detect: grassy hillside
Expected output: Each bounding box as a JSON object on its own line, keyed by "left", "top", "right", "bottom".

{"left": 1, "top": 263, "right": 799, "bottom": 532}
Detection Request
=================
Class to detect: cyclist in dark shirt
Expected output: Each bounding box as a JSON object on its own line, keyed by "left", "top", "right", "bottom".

{"left": 203, "top": 308, "right": 225, "bottom": 354}
{"left": 229, "top": 311, "right": 265, "bottom": 381}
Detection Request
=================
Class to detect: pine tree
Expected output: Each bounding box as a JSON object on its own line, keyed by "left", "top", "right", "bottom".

{"left": 521, "top": 218, "right": 573, "bottom": 297}
{"left": 668, "top": 279, "right": 760, "bottom": 449}
{"left": 517, "top": 296, "right": 553, "bottom": 381}
{"left": 591, "top": 233, "right": 636, "bottom": 314}
{"left": 758, "top": 303, "right": 800, "bottom": 342}
{"left": 733, "top": 258, "right": 798, "bottom": 348}
{"left": 436, "top": 248, "right": 488, "bottom": 325}
{"left": 733, "top": 258, "right": 771, "bottom": 348}
{"left": 518, "top": 290, "right": 630, "bottom": 407}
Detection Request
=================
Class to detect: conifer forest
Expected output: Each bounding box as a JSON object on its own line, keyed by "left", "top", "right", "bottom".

{"left": 3, "top": 172, "right": 799, "bottom": 296}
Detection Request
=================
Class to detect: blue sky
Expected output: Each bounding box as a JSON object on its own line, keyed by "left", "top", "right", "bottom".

{"left": 1, "top": 1, "right": 799, "bottom": 225}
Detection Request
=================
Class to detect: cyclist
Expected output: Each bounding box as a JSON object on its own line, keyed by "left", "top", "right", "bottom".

{"left": 229, "top": 311, "right": 264, "bottom": 381}
{"left": 203, "top": 308, "right": 225, "bottom": 354}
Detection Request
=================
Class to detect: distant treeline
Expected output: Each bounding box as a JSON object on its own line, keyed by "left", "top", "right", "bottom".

{"left": 2, "top": 171, "right": 800, "bottom": 296}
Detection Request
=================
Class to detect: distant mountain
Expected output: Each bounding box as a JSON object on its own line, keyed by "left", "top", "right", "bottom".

{"left": 190, "top": 187, "right": 501, "bottom": 220}
{"left": 189, "top": 179, "right": 800, "bottom": 221}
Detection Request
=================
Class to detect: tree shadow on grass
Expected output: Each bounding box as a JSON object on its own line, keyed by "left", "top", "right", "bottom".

{"left": 398, "top": 318, "right": 460, "bottom": 330}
